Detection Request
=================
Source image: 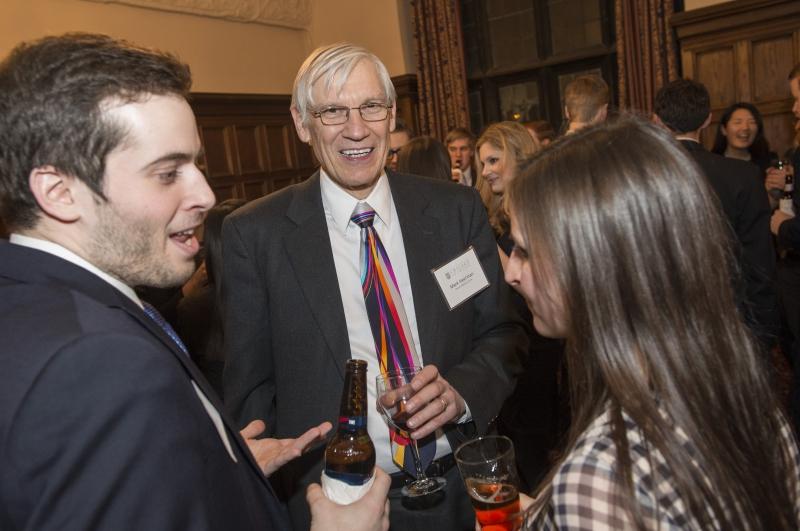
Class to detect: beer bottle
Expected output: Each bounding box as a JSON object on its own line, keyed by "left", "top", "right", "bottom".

{"left": 780, "top": 160, "right": 795, "bottom": 216}
{"left": 324, "top": 359, "right": 375, "bottom": 485}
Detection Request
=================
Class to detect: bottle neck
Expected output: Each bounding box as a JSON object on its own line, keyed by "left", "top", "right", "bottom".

{"left": 338, "top": 366, "right": 368, "bottom": 432}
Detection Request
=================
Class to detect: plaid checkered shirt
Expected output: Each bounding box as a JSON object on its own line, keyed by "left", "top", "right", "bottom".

{"left": 533, "top": 408, "right": 800, "bottom": 529}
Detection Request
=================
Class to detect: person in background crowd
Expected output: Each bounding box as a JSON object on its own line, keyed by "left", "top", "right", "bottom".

{"left": 385, "top": 117, "right": 414, "bottom": 172}
{"left": 506, "top": 117, "right": 800, "bottom": 530}
{"left": 176, "top": 198, "right": 246, "bottom": 398}
{"left": 0, "top": 33, "right": 390, "bottom": 531}
{"left": 475, "top": 121, "right": 565, "bottom": 489}
{"left": 653, "top": 79, "right": 779, "bottom": 353}
{"left": 475, "top": 121, "right": 539, "bottom": 248}
{"left": 222, "top": 43, "right": 526, "bottom": 531}
{"left": 771, "top": 63, "right": 800, "bottom": 435}
{"left": 563, "top": 75, "right": 609, "bottom": 134}
{"left": 523, "top": 120, "right": 556, "bottom": 146}
{"left": 712, "top": 102, "right": 777, "bottom": 179}
{"left": 396, "top": 136, "right": 453, "bottom": 182}
{"left": 445, "top": 127, "right": 476, "bottom": 186}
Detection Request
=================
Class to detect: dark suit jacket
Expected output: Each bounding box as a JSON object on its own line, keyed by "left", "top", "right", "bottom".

{"left": 0, "top": 242, "right": 289, "bottom": 531}
{"left": 776, "top": 148, "right": 800, "bottom": 249}
{"left": 222, "top": 170, "right": 527, "bottom": 529}
{"left": 680, "top": 140, "right": 779, "bottom": 348}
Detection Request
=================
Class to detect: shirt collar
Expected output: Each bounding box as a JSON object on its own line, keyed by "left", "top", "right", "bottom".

{"left": 9, "top": 233, "right": 143, "bottom": 308}
{"left": 320, "top": 169, "right": 393, "bottom": 232}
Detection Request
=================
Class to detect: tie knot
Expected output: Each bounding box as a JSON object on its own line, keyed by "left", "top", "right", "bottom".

{"left": 351, "top": 203, "right": 376, "bottom": 229}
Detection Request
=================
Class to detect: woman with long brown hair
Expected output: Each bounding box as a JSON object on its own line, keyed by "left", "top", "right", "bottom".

{"left": 505, "top": 117, "right": 800, "bottom": 528}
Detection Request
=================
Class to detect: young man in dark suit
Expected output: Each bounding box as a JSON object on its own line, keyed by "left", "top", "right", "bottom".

{"left": 222, "top": 43, "right": 527, "bottom": 530}
{"left": 653, "top": 78, "right": 779, "bottom": 351}
{"left": 0, "top": 33, "right": 389, "bottom": 531}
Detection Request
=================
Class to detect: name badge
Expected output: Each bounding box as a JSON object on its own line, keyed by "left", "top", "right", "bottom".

{"left": 431, "top": 246, "right": 490, "bottom": 310}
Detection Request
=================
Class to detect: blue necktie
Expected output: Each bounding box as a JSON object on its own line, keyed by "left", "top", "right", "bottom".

{"left": 142, "top": 301, "right": 189, "bottom": 356}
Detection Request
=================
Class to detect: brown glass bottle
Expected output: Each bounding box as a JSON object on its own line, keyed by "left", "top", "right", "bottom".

{"left": 324, "top": 359, "right": 375, "bottom": 485}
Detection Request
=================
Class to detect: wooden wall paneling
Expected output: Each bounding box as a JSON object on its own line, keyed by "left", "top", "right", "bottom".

{"left": 673, "top": 0, "right": 800, "bottom": 156}
{"left": 190, "top": 93, "right": 317, "bottom": 203}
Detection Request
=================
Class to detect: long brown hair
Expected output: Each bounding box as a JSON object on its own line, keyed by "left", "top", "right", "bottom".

{"left": 475, "top": 121, "right": 539, "bottom": 235}
{"left": 506, "top": 117, "right": 797, "bottom": 528}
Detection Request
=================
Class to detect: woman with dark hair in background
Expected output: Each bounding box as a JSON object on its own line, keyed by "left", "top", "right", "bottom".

{"left": 506, "top": 117, "right": 800, "bottom": 529}
{"left": 176, "top": 198, "right": 246, "bottom": 397}
{"left": 395, "top": 135, "right": 452, "bottom": 182}
{"left": 712, "top": 102, "right": 777, "bottom": 175}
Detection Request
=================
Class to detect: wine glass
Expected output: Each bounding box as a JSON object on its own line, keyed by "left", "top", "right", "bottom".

{"left": 375, "top": 366, "right": 447, "bottom": 497}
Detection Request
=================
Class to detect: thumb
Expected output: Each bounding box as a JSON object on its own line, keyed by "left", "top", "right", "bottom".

{"left": 364, "top": 467, "right": 391, "bottom": 502}
{"left": 239, "top": 419, "right": 266, "bottom": 439}
{"left": 306, "top": 482, "right": 325, "bottom": 507}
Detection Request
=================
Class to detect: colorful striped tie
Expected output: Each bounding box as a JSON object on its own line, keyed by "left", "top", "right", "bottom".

{"left": 351, "top": 202, "right": 436, "bottom": 476}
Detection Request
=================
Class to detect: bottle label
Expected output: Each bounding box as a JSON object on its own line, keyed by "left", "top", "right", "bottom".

{"left": 780, "top": 198, "right": 795, "bottom": 216}
{"left": 786, "top": 184, "right": 794, "bottom": 192}
{"left": 338, "top": 416, "right": 367, "bottom": 430}
{"left": 325, "top": 469, "right": 373, "bottom": 486}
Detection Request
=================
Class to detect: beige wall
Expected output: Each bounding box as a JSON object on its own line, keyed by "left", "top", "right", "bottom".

{"left": 684, "top": 0, "right": 733, "bottom": 10}
{"left": 0, "top": 0, "right": 414, "bottom": 94}
{"left": 309, "top": 0, "right": 416, "bottom": 75}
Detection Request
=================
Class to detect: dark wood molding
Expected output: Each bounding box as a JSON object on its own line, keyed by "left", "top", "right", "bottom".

{"left": 392, "top": 73, "right": 420, "bottom": 136}
{"left": 672, "top": 0, "right": 800, "bottom": 40}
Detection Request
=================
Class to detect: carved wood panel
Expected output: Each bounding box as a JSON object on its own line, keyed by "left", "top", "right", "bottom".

{"left": 673, "top": 0, "right": 800, "bottom": 155}
{"left": 190, "top": 93, "right": 316, "bottom": 203}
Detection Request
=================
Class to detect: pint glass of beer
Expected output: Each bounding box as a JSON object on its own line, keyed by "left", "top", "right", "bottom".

{"left": 455, "top": 435, "right": 521, "bottom": 531}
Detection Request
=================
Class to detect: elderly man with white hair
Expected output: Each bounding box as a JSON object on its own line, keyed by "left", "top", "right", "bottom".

{"left": 222, "top": 43, "right": 527, "bottom": 530}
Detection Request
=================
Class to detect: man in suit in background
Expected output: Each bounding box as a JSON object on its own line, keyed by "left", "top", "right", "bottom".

{"left": 385, "top": 117, "right": 414, "bottom": 172}
{"left": 223, "top": 43, "right": 527, "bottom": 530}
{"left": 563, "top": 75, "right": 609, "bottom": 134}
{"left": 653, "top": 78, "right": 779, "bottom": 351}
{"left": 0, "top": 33, "right": 389, "bottom": 531}
{"left": 445, "top": 127, "right": 477, "bottom": 186}
{"left": 769, "top": 63, "right": 800, "bottom": 432}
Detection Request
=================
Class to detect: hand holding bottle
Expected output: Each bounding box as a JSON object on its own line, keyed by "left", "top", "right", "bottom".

{"left": 307, "top": 467, "right": 391, "bottom": 531}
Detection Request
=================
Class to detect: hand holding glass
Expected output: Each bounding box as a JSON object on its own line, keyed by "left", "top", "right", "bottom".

{"left": 375, "top": 367, "right": 447, "bottom": 497}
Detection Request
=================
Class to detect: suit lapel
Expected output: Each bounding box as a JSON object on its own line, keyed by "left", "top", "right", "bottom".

{"left": 0, "top": 243, "right": 272, "bottom": 488}
{"left": 387, "top": 173, "right": 445, "bottom": 367}
{"left": 283, "top": 173, "right": 351, "bottom": 380}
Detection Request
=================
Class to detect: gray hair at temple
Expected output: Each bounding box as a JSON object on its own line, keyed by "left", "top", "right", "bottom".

{"left": 291, "top": 43, "right": 396, "bottom": 125}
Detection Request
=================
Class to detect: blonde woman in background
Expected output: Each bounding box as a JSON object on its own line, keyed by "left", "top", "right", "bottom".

{"left": 475, "top": 121, "right": 539, "bottom": 267}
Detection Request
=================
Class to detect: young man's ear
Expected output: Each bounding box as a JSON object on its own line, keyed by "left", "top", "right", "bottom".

{"left": 28, "top": 166, "right": 82, "bottom": 223}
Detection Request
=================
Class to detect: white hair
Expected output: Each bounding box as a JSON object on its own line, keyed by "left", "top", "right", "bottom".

{"left": 291, "top": 43, "right": 396, "bottom": 125}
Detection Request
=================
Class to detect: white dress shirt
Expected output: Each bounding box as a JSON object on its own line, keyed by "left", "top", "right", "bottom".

{"left": 320, "top": 170, "right": 452, "bottom": 473}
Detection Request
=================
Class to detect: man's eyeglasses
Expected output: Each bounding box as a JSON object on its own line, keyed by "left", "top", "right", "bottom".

{"left": 387, "top": 148, "right": 401, "bottom": 158}
{"left": 311, "top": 102, "right": 392, "bottom": 126}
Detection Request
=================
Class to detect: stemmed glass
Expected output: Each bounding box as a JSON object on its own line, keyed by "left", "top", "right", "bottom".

{"left": 375, "top": 366, "right": 447, "bottom": 497}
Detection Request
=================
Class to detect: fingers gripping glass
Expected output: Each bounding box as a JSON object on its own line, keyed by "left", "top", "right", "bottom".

{"left": 311, "top": 102, "right": 393, "bottom": 125}
{"left": 376, "top": 367, "right": 447, "bottom": 497}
